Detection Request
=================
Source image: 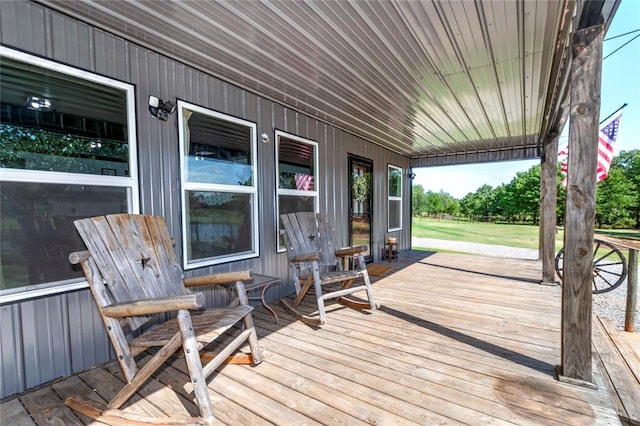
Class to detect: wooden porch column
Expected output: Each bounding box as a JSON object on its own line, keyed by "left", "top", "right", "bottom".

{"left": 559, "top": 24, "right": 604, "bottom": 385}
{"left": 540, "top": 133, "right": 559, "bottom": 285}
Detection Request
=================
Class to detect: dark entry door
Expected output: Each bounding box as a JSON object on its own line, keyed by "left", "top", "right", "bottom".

{"left": 349, "top": 155, "right": 373, "bottom": 262}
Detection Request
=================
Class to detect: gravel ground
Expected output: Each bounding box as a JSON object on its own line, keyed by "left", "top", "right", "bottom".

{"left": 412, "top": 237, "right": 639, "bottom": 332}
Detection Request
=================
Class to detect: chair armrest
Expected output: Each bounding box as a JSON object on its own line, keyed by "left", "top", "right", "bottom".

{"left": 102, "top": 293, "right": 205, "bottom": 318}
{"left": 183, "top": 270, "right": 253, "bottom": 288}
{"left": 289, "top": 252, "right": 322, "bottom": 263}
{"left": 69, "top": 250, "right": 91, "bottom": 265}
{"left": 335, "top": 245, "right": 367, "bottom": 257}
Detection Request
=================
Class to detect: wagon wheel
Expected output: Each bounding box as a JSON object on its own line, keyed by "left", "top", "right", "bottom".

{"left": 555, "top": 239, "right": 627, "bottom": 294}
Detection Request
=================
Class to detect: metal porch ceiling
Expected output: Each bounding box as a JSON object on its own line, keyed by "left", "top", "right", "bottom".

{"left": 37, "top": 0, "right": 618, "bottom": 165}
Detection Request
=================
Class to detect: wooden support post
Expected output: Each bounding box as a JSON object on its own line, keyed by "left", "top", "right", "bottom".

{"left": 540, "top": 133, "right": 559, "bottom": 285}
{"left": 625, "top": 249, "right": 638, "bottom": 332}
{"left": 559, "top": 24, "right": 604, "bottom": 385}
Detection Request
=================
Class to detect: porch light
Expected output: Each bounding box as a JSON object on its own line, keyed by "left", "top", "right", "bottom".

{"left": 26, "top": 96, "right": 55, "bottom": 112}
{"left": 148, "top": 95, "right": 176, "bottom": 121}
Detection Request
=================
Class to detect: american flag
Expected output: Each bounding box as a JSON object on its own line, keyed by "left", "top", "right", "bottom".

{"left": 294, "top": 173, "right": 314, "bottom": 190}
{"left": 596, "top": 112, "right": 622, "bottom": 182}
{"left": 558, "top": 111, "right": 623, "bottom": 187}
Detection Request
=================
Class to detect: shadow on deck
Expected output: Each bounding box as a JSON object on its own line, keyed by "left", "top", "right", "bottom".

{"left": 1, "top": 250, "right": 626, "bottom": 425}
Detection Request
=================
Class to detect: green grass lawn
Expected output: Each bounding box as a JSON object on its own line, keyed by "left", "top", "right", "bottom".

{"left": 594, "top": 228, "right": 640, "bottom": 240}
{"left": 412, "top": 217, "right": 565, "bottom": 251}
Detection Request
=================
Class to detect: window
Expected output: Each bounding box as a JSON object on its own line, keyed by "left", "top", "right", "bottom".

{"left": 388, "top": 165, "right": 403, "bottom": 231}
{"left": 276, "top": 131, "right": 318, "bottom": 251}
{"left": 0, "top": 47, "right": 139, "bottom": 302}
{"left": 178, "top": 102, "right": 258, "bottom": 268}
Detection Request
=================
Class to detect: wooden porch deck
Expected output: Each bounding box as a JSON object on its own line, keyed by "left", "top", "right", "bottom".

{"left": 2, "top": 251, "right": 624, "bottom": 425}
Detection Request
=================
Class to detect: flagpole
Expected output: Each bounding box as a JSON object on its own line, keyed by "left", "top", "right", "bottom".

{"left": 600, "top": 102, "right": 627, "bottom": 124}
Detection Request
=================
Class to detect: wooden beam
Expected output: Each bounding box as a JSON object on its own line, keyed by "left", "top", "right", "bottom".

{"left": 625, "top": 249, "right": 638, "bottom": 332}
{"left": 540, "top": 133, "right": 559, "bottom": 285}
{"left": 560, "top": 23, "right": 605, "bottom": 384}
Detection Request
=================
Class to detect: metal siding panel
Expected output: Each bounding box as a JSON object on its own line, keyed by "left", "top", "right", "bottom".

{"left": 259, "top": 98, "right": 277, "bottom": 266}
{"left": 224, "top": 82, "right": 244, "bottom": 118}
{"left": 0, "top": 1, "right": 49, "bottom": 56}
{"left": 330, "top": 127, "right": 341, "bottom": 235}
{"left": 159, "top": 58, "right": 181, "bottom": 226}
{"left": 66, "top": 289, "right": 112, "bottom": 373}
{"left": 93, "top": 29, "right": 129, "bottom": 78}
{"left": 252, "top": 98, "right": 279, "bottom": 277}
{"left": 0, "top": 304, "right": 25, "bottom": 397}
{"left": 50, "top": 11, "right": 92, "bottom": 69}
{"left": 244, "top": 91, "right": 259, "bottom": 123}
{"left": 317, "top": 125, "right": 329, "bottom": 216}
{"left": 133, "top": 48, "right": 168, "bottom": 217}
{"left": 283, "top": 108, "right": 296, "bottom": 134}
{"left": 19, "top": 297, "right": 69, "bottom": 389}
{"left": 272, "top": 107, "right": 286, "bottom": 138}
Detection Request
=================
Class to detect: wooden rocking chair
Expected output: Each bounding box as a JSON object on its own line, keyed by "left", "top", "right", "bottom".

{"left": 280, "top": 212, "right": 377, "bottom": 325}
{"left": 65, "top": 214, "right": 262, "bottom": 426}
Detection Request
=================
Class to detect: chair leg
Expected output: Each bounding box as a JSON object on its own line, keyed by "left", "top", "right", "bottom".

{"left": 357, "top": 254, "right": 378, "bottom": 309}
{"left": 312, "top": 268, "right": 327, "bottom": 324}
{"left": 232, "top": 280, "right": 263, "bottom": 364}
{"left": 242, "top": 313, "right": 263, "bottom": 364}
{"left": 362, "top": 270, "right": 378, "bottom": 309}
{"left": 177, "top": 310, "right": 215, "bottom": 426}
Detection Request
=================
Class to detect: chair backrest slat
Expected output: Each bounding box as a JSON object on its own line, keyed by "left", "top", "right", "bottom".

{"left": 316, "top": 216, "right": 338, "bottom": 266}
{"left": 281, "top": 212, "right": 338, "bottom": 268}
{"left": 74, "top": 214, "right": 187, "bottom": 330}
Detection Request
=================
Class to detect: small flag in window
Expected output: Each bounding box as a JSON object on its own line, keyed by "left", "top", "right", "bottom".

{"left": 294, "top": 173, "right": 314, "bottom": 190}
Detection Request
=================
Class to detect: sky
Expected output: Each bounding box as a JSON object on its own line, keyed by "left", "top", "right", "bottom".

{"left": 414, "top": 0, "right": 640, "bottom": 199}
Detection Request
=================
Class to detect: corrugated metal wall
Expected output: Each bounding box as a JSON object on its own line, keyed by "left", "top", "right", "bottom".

{"left": 0, "top": 1, "right": 410, "bottom": 398}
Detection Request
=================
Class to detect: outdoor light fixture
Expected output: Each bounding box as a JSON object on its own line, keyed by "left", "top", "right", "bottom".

{"left": 261, "top": 133, "right": 271, "bottom": 143}
{"left": 148, "top": 96, "right": 176, "bottom": 121}
{"left": 408, "top": 172, "right": 416, "bottom": 180}
{"left": 26, "top": 96, "right": 55, "bottom": 112}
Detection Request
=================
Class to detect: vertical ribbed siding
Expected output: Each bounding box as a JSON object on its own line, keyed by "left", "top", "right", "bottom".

{"left": 0, "top": 304, "right": 25, "bottom": 397}
{"left": 0, "top": 1, "right": 410, "bottom": 398}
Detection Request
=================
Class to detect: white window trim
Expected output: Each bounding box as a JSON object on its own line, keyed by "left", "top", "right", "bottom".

{"left": 0, "top": 46, "right": 139, "bottom": 304}
{"left": 178, "top": 101, "right": 259, "bottom": 269}
{"left": 275, "top": 130, "right": 319, "bottom": 253}
{"left": 388, "top": 164, "right": 403, "bottom": 232}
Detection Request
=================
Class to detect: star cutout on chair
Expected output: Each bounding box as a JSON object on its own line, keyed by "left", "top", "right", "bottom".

{"left": 307, "top": 233, "right": 315, "bottom": 241}
{"left": 141, "top": 254, "right": 152, "bottom": 269}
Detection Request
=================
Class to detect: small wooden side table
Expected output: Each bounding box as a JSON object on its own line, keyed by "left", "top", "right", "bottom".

{"left": 383, "top": 241, "right": 398, "bottom": 261}
{"left": 224, "top": 274, "right": 280, "bottom": 323}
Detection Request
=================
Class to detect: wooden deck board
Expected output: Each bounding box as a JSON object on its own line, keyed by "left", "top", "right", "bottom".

{"left": 19, "top": 386, "right": 83, "bottom": 426}
{"left": 1, "top": 252, "right": 625, "bottom": 425}
{"left": 593, "top": 316, "right": 640, "bottom": 425}
{"left": 150, "top": 356, "right": 273, "bottom": 426}
{"left": 78, "top": 366, "right": 167, "bottom": 419}
{"left": 254, "top": 313, "right": 526, "bottom": 425}
{"left": 254, "top": 305, "right": 613, "bottom": 425}
{"left": 103, "top": 359, "right": 205, "bottom": 423}
{"left": 1, "top": 398, "right": 35, "bottom": 426}
{"left": 50, "top": 375, "right": 109, "bottom": 425}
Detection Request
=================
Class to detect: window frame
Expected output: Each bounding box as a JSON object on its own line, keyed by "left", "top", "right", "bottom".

{"left": 178, "top": 100, "right": 259, "bottom": 269}
{"left": 0, "top": 46, "right": 139, "bottom": 304}
{"left": 387, "top": 164, "right": 403, "bottom": 232}
{"left": 275, "top": 130, "right": 319, "bottom": 253}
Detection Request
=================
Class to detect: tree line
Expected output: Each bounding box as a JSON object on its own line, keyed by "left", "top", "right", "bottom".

{"left": 412, "top": 149, "right": 640, "bottom": 229}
